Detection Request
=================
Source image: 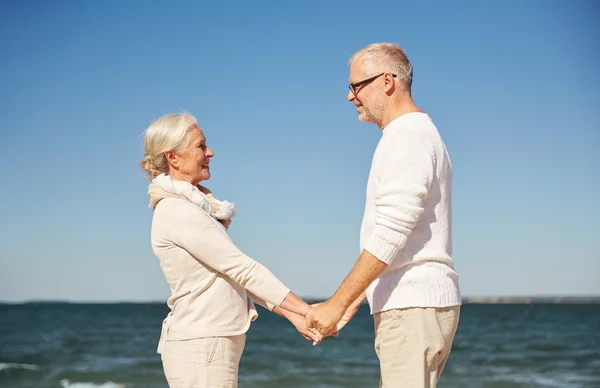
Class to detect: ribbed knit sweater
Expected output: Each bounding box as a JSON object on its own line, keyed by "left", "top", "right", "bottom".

{"left": 360, "top": 112, "right": 461, "bottom": 313}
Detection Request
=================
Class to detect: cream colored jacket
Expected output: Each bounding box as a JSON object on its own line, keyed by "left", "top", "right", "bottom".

{"left": 150, "top": 197, "right": 290, "bottom": 353}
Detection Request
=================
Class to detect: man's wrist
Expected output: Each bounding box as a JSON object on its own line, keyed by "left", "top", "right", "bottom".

{"left": 329, "top": 295, "right": 350, "bottom": 314}
{"left": 351, "top": 294, "right": 366, "bottom": 310}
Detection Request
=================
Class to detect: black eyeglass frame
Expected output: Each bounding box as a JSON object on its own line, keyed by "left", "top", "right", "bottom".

{"left": 349, "top": 72, "right": 397, "bottom": 95}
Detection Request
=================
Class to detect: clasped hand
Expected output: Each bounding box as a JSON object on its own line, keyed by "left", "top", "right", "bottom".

{"left": 295, "top": 300, "right": 359, "bottom": 345}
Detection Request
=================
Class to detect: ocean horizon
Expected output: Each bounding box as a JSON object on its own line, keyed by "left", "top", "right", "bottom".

{"left": 1, "top": 302, "right": 599, "bottom": 388}
{"left": 2, "top": 295, "right": 599, "bottom": 304}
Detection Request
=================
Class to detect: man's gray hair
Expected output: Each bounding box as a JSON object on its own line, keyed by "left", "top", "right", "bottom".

{"left": 349, "top": 42, "right": 413, "bottom": 92}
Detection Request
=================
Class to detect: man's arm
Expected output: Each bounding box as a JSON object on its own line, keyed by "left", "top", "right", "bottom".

{"left": 330, "top": 250, "right": 387, "bottom": 312}
{"left": 335, "top": 292, "right": 367, "bottom": 332}
{"left": 306, "top": 250, "right": 387, "bottom": 334}
{"left": 348, "top": 292, "right": 367, "bottom": 312}
{"left": 307, "top": 129, "right": 436, "bottom": 334}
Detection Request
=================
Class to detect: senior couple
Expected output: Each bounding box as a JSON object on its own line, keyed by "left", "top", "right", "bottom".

{"left": 141, "top": 42, "right": 461, "bottom": 388}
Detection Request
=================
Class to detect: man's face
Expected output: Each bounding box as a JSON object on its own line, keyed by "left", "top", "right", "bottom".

{"left": 347, "top": 59, "right": 385, "bottom": 124}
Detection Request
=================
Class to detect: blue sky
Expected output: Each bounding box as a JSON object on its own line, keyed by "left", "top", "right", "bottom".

{"left": 0, "top": 0, "right": 598, "bottom": 302}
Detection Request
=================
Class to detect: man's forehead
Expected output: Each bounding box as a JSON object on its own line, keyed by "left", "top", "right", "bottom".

{"left": 349, "top": 59, "right": 365, "bottom": 79}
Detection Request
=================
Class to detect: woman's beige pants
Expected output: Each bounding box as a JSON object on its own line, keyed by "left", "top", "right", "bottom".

{"left": 161, "top": 334, "right": 246, "bottom": 388}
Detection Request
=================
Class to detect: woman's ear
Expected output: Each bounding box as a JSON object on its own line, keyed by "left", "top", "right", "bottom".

{"left": 165, "top": 150, "right": 177, "bottom": 168}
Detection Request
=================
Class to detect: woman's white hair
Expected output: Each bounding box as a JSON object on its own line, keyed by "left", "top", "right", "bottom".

{"left": 349, "top": 42, "right": 413, "bottom": 92}
{"left": 140, "top": 112, "right": 197, "bottom": 180}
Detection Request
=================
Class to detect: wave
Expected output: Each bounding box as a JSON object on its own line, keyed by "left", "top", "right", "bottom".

{"left": 490, "top": 372, "right": 598, "bottom": 388}
{"left": 59, "top": 380, "right": 126, "bottom": 388}
{"left": 0, "top": 363, "right": 39, "bottom": 371}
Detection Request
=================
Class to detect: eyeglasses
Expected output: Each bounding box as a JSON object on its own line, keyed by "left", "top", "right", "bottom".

{"left": 348, "top": 72, "right": 397, "bottom": 95}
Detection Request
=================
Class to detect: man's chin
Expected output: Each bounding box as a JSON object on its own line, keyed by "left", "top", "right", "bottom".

{"left": 358, "top": 113, "right": 377, "bottom": 124}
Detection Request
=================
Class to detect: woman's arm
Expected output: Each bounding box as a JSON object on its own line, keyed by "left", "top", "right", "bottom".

{"left": 168, "top": 200, "right": 301, "bottom": 312}
{"left": 247, "top": 291, "right": 323, "bottom": 344}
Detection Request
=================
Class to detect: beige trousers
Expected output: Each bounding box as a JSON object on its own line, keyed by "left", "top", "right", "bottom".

{"left": 161, "top": 334, "right": 246, "bottom": 388}
{"left": 374, "top": 306, "right": 460, "bottom": 388}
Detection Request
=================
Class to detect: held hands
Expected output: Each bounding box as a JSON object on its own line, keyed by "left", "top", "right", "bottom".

{"left": 284, "top": 303, "right": 349, "bottom": 346}
{"left": 306, "top": 300, "right": 354, "bottom": 337}
{"left": 334, "top": 303, "right": 360, "bottom": 333}
{"left": 287, "top": 311, "right": 324, "bottom": 345}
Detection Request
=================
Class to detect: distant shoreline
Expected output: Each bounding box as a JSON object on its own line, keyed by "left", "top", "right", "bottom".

{"left": 461, "top": 296, "right": 600, "bottom": 304}
{"left": 1, "top": 296, "right": 600, "bottom": 305}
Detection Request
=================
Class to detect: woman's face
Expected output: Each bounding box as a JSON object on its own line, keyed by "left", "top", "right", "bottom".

{"left": 168, "top": 125, "right": 214, "bottom": 185}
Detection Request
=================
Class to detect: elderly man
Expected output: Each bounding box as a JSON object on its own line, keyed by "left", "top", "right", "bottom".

{"left": 307, "top": 42, "right": 461, "bottom": 388}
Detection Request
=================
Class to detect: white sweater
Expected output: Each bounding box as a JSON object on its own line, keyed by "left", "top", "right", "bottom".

{"left": 150, "top": 197, "right": 291, "bottom": 353}
{"left": 361, "top": 112, "right": 461, "bottom": 313}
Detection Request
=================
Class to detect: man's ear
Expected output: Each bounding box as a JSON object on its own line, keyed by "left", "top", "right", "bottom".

{"left": 165, "top": 150, "right": 177, "bottom": 168}
{"left": 384, "top": 73, "right": 396, "bottom": 94}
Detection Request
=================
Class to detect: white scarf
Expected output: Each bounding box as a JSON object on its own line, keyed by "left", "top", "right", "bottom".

{"left": 147, "top": 173, "right": 236, "bottom": 221}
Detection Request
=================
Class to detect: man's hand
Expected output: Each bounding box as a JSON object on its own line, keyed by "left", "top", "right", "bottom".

{"left": 306, "top": 299, "right": 345, "bottom": 336}
{"left": 287, "top": 312, "right": 323, "bottom": 345}
{"left": 336, "top": 304, "right": 360, "bottom": 332}
{"left": 307, "top": 250, "right": 386, "bottom": 336}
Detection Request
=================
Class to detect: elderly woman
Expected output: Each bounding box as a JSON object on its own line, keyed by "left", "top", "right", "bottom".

{"left": 140, "top": 113, "right": 322, "bottom": 387}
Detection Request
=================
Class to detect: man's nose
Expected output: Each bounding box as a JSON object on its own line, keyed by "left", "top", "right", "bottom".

{"left": 347, "top": 89, "right": 356, "bottom": 102}
{"left": 206, "top": 147, "right": 214, "bottom": 157}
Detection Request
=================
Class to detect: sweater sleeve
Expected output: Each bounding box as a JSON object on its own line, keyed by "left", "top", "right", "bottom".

{"left": 246, "top": 291, "right": 276, "bottom": 311}
{"left": 363, "top": 129, "right": 435, "bottom": 265}
{"left": 168, "top": 200, "right": 290, "bottom": 308}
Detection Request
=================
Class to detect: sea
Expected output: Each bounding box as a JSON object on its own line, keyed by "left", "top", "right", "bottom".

{"left": 0, "top": 302, "right": 599, "bottom": 388}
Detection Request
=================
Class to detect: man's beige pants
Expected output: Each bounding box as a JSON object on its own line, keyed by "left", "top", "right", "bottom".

{"left": 161, "top": 334, "right": 246, "bottom": 387}
{"left": 374, "top": 306, "right": 460, "bottom": 388}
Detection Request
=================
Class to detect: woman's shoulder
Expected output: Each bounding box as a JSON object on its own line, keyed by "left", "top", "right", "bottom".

{"left": 155, "top": 197, "right": 203, "bottom": 215}
{"left": 153, "top": 198, "right": 213, "bottom": 228}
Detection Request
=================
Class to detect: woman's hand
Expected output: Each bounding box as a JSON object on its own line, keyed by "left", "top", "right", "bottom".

{"left": 310, "top": 301, "right": 358, "bottom": 334}
{"left": 287, "top": 312, "right": 324, "bottom": 345}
